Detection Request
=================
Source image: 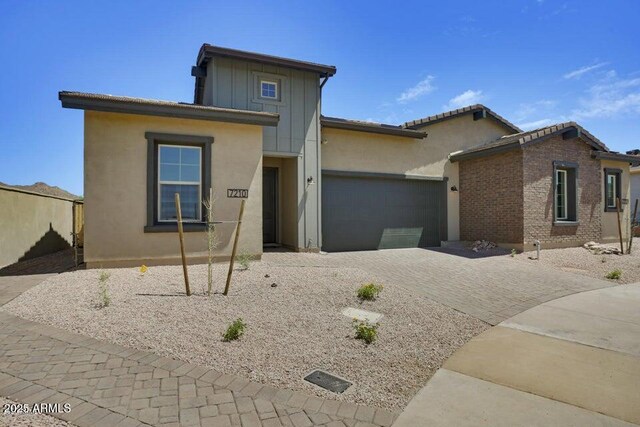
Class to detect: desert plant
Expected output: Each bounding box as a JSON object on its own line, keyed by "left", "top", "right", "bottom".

{"left": 510, "top": 249, "right": 516, "bottom": 257}
{"left": 236, "top": 252, "right": 253, "bottom": 270}
{"left": 606, "top": 269, "right": 622, "bottom": 280}
{"left": 203, "top": 188, "right": 219, "bottom": 295}
{"left": 357, "top": 283, "right": 383, "bottom": 301}
{"left": 223, "top": 318, "right": 246, "bottom": 341}
{"left": 97, "top": 271, "right": 111, "bottom": 308}
{"left": 353, "top": 320, "right": 378, "bottom": 344}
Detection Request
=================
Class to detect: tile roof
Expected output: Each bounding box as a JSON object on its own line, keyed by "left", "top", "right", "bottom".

{"left": 403, "top": 104, "right": 521, "bottom": 133}
{"left": 59, "top": 91, "right": 279, "bottom": 126}
{"left": 449, "top": 122, "right": 611, "bottom": 162}
{"left": 321, "top": 116, "right": 427, "bottom": 138}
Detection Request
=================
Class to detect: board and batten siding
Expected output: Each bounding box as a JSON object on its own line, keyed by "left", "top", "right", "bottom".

{"left": 202, "top": 57, "right": 322, "bottom": 250}
{"left": 203, "top": 57, "right": 320, "bottom": 155}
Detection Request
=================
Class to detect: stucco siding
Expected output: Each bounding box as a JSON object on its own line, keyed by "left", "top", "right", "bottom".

{"left": 0, "top": 188, "right": 74, "bottom": 268}
{"left": 84, "top": 111, "right": 263, "bottom": 268}
{"left": 631, "top": 172, "right": 640, "bottom": 222}
{"left": 321, "top": 115, "right": 511, "bottom": 240}
{"left": 601, "top": 159, "right": 631, "bottom": 244}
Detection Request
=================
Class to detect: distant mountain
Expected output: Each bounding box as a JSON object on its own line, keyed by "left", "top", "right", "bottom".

{"left": 0, "top": 181, "right": 80, "bottom": 200}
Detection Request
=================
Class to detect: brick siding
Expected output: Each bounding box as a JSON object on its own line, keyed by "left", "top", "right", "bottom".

{"left": 459, "top": 149, "right": 524, "bottom": 243}
{"left": 522, "top": 135, "right": 601, "bottom": 246}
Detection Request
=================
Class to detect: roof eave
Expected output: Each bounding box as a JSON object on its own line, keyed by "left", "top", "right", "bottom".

{"left": 592, "top": 151, "right": 640, "bottom": 166}
{"left": 59, "top": 92, "right": 279, "bottom": 127}
{"left": 404, "top": 105, "right": 522, "bottom": 134}
{"left": 198, "top": 44, "right": 337, "bottom": 77}
{"left": 321, "top": 118, "right": 426, "bottom": 139}
{"left": 449, "top": 141, "right": 521, "bottom": 162}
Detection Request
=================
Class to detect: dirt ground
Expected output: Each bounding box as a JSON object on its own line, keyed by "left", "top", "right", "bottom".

{"left": 515, "top": 239, "right": 640, "bottom": 284}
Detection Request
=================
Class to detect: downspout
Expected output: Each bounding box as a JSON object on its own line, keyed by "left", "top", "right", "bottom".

{"left": 317, "top": 73, "right": 329, "bottom": 250}
{"left": 320, "top": 74, "right": 329, "bottom": 90}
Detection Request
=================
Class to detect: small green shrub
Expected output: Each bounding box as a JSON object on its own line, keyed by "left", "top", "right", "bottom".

{"left": 510, "top": 249, "right": 516, "bottom": 257}
{"left": 353, "top": 320, "right": 378, "bottom": 344}
{"left": 236, "top": 253, "right": 253, "bottom": 270}
{"left": 357, "top": 283, "right": 383, "bottom": 301}
{"left": 223, "top": 318, "right": 246, "bottom": 341}
{"left": 97, "top": 271, "right": 111, "bottom": 308}
{"left": 606, "top": 269, "right": 622, "bottom": 280}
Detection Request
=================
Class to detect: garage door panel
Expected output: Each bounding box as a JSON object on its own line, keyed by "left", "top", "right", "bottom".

{"left": 322, "top": 173, "right": 445, "bottom": 252}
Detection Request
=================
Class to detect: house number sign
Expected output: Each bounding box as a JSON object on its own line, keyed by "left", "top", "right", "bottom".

{"left": 227, "top": 189, "right": 248, "bottom": 198}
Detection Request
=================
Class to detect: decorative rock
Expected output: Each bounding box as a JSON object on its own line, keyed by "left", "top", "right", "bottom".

{"left": 470, "top": 240, "right": 497, "bottom": 252}
{"left": 270, "top": 283, "right": 277, "bottom": 288}
{"left": 583, "top": 241, "right": 621, "bottom": 255}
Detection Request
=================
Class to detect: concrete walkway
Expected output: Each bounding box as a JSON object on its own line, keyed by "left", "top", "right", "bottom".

{"left": 393, "top": 284, "right": 640, "bottom": 426}
{"left": 0, "top": 275, "right": 396, "bottom": 427}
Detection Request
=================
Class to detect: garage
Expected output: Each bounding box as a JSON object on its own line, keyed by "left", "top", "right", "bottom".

{"left": 321, "top": 171, "right": 447, "bottom": 252}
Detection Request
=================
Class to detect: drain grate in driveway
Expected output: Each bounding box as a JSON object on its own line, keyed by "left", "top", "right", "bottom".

{"left": 304, "top": 370, "right": 352, "bottom": 393}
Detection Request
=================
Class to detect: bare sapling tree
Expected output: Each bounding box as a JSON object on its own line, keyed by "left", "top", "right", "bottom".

{"left": 203, "top": 187, "right": 219, "bottom": 296}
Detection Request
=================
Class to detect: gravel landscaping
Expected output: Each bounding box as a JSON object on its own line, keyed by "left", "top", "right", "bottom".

{"left": 0, "top": 397, "right": 72, "bottom": 427}
{"left": 515, "top": 239, "right": 640, "bottom": 284}
{"left": 1, "top": 261, "right": 487, "bottom": 411}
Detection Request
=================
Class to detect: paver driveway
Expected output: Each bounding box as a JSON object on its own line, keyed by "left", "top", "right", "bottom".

{"left": 264, "top": 248, "right": 614, "bottom": 325}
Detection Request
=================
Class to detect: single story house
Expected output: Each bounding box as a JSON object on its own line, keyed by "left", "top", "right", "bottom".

{"left": 629, "top": 159, "right": 640, "bottom": 222}
{"left": 59, "top": 44, "right": 638, "bottom": 267}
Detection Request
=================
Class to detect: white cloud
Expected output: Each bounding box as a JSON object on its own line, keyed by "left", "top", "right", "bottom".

{"left": 563, "top": 62, "right": 608, "bottom": 79}
{"left": 516, "top": 118, "right": 553, "bottom": 130}
{"left": 396, "top": 76, "right": 436, "bottom": 103}
{"left": 514, "top": 99, "right": 557, "bottom": 121}
{"left": 444, "top": 90, "right": 483, "bottom": 110}
{"left": 572, "top": 74, "right": 640, "bottom": 120}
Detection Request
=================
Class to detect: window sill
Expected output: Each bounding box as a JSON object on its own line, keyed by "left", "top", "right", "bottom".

{"left": 604, "top": 208, "right": 623, "bottom": 213}
{"left": 553, "top": 221, "right": 579, "bottom": 226}
{"left": 144, "top": 223, "right": 207, "bottom": 233}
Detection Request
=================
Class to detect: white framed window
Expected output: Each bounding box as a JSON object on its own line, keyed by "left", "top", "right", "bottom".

{"left": 555, "top": 169, "right": 568, "bottom": 220}
{"left": 260, "top": 80, "right": 278, "bottom": 99}
{"left": 157, "top": 144, "right": 202, "bottom": 222}
{"left": 606, "top": 174, "right": 617, "bottom": 209}
{"left": 604, "top": 168, "right": 622, "bottom": 212}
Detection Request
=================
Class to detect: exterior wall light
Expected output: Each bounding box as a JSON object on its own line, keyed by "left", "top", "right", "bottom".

{"left": 451, "top": 185, "right": 458, "bottom": 192}
{"left": 307, "top": 176, "right": 315, "bottom": 185}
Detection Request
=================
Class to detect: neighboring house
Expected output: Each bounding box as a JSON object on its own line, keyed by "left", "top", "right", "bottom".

{"left": 451, "top": 123, "right": 637, "bottom": 250}
{"left": 59, "top": 44, "right": 637, "bottom": 267}
{"left": 630, "top": 165, "right": 640, "bottom": 222}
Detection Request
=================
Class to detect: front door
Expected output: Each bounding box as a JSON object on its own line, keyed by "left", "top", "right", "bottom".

{"left": 262, "top": 167, "right": 278, "bottom": 244}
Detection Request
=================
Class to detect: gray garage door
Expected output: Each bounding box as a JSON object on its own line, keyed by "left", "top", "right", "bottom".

{"left": 321, "top": 171, "right": 447, "bottom": 252}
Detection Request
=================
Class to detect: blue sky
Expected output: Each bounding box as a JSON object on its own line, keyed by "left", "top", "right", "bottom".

{"left": 1, "top": 0, "right": 639, "bottom": 195}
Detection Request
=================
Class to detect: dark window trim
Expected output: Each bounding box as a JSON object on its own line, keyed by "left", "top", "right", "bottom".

{"left": 604, "top": 168, "right": 622, "bottom": 212}
{"left": 553, "top": 161, "right": 579, "bottom": 223}
{"left": 145, "top": 132, "right": 213, "bottom": 233}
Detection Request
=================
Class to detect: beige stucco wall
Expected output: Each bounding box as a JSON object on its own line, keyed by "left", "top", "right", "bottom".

{"left": 601, "top": 159, "right": 631, "bottom": 244}
{"left": 84, "top": 111, "right": 263, "bottom": 268}
{"left": 631, "top": 169, "right": 640, "bottom": 222}
{"left": 0, "top": 187, "right": 74, "bottom": 268}
{"left": 321, "top": 116, "right": 511, "bottom": 240}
